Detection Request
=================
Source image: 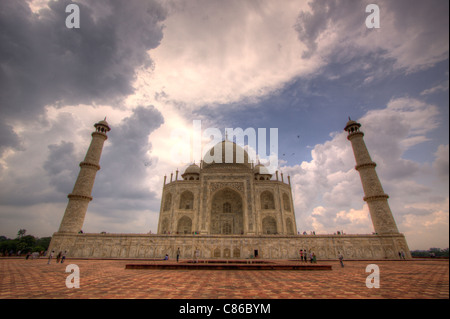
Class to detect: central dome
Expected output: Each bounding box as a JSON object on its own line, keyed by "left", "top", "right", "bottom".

{"left": 202, "top": 140, "right": 252, "bottom": 169}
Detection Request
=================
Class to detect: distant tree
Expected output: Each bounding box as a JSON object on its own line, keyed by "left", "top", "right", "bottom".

{"left": 17, "top": 229, "right": 26, "bottom": 239}
{"left": 0, "top": 239, "right": 18, "bottom": 255}
{"left": 411, "top": 248, "right": 449, "bottom": 258}
{"left": 18, "top": 235, "right": 37, "bottom": 253}
{"left": 0, "top": 232, "right": 52, "bottom": 255}
{"left": 36, "top": 237, "right": 52, "bottom": 251}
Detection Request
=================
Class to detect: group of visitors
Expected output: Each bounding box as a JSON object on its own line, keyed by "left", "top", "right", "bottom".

{"left": 164, "top": 247, "right": 200, "bottom": 263}
{"left": 299, "top": 249, "right": 345, "bottom": 267}
{"left": 299, "top": 249, "right": 317, "bottom": 263}
{"left": 398, "top": 251, "right": 406, "bottom": 259}
{"left": 46, "top": 250, "right": 67, "bottom": 264}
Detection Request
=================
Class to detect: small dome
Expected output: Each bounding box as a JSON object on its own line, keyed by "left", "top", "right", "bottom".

{"left": 254, "top": 164, "right": 271, "bottom": 175}
{"left": 95, "top": 118, "right": 111, "bottom": 131}
{"left": 184, "top": 163, "right": 200, "bottom": 174}
{"left": 344, "top": 118, "right": 360, "bottom": 131}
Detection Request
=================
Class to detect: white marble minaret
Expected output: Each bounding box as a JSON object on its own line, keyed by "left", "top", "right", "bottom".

{"left": 345, "top": 118, "right": 399, "bottom": 234}
{"left": 57, "top": 119, "right": 110, "bottom": 233}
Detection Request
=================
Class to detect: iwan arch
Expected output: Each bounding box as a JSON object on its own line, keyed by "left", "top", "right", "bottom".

{"left": 48, "top": 119, "right": 411, "bottom": 260}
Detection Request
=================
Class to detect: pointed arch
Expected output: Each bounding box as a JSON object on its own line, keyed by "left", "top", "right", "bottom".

{"left": 262, "top": 216, "right": 277, "bottom": 234}
{"left": 210, "top": 187, "right": 243, "bottom": 235}
{"left": 260, "top": 190, "right": 275, "bottom": 210}
{"left": 179, "top": 190, "right": 194, "bottom": 209}
{"left": 177, "top": 216, "right": 192, "bottom": 234}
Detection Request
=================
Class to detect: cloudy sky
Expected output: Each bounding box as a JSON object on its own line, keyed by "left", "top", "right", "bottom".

{"left": 0, "top": 0, "right": 448, "bottom": 250}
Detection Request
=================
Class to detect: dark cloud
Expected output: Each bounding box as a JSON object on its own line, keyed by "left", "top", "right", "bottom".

{"left": 294, "top": 0, "right": 449, "bottom": 70}
{"left": 93, "top": 105, "right": 164, "bottom": 209}
{"left": 43, "top": 141, "right": 78, "bottom": 194}
{"left": 0, "top": 123, "right": 22, "bottom": 157}
{"left": 294, "top": 0, "right": 366, "bottom": 59}
{"left": 0, "top": 0, "right": 166, "bottom": 150}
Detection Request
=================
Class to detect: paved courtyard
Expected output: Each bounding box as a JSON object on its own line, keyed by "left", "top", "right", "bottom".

{"left": 0, "top": 258, "right": 448, "bottom": 299}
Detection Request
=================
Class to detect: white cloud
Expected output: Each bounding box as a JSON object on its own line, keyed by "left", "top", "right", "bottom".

{"left": 295, "top": 0, "right": 449, "bottom": 79}
{"left": 145, "top": 0, "right": 322, "bottom": 108}
{"left": 421, "top": 80, "right": 449, "bottom": 96}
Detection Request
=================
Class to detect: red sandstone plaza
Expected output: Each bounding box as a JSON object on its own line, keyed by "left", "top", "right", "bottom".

{"left": 0, "top": 257, "right": 448, "bottom": 299}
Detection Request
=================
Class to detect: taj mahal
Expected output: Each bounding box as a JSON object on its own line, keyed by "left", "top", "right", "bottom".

{"left": 48, "top": 118, "right": 411, "bottom": 260}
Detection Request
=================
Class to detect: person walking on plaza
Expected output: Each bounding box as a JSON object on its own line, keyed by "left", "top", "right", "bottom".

{"left": 56, "top": 251, "right": 62, "bottom": 263}
{"left": 194, "top": 247, "right": 200, "bottom": 263}
{"left": 176, "top": 247, "right": 181, "bottom": 263}
{"left": 47, "top": 250, "right": 54, "bottom": 264}
{"left": 61, "top": 251, "right": 67, "bottom": 263}
{"left": 299, "top": 249, "right": 304, "bottom": 262}
{"left": 338, "top": 251, "right": 344, "bottom": 267}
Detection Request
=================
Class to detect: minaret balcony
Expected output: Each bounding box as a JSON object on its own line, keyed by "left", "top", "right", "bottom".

{"left": 355, "top": 162, "right": 377, "bottom": 171}
{"left": 79, "top": 161, "right": 101, "bottom": 170}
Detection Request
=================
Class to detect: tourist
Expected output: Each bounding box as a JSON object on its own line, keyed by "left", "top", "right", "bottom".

{"left": 299, "top": 249, "right": 303, "bottom": 262}
{"left": 338, "top": 251, "right": 344, "bottom": 267}
{"left": 312, "top": 253, "right": 317, "bottom": 263}
{"left": 401, "top": 251, "right": 405, "bottom": 260}
{"left": 47, "top": 250, "right": 54, "bottom": 264}
{"left": 176, "top": 247, "right": 181, "bottom": 263}
{"left": 56, "top": 251, "right": 62, "bottom": 263}
{"left": 194, "top": 247, "right": 200, "bottom": 263}
{"left": 61, "top": 251, "right": 67, "bottom": 263}
{"left": 164, "top": 254, "right": 169, "bottom": 260}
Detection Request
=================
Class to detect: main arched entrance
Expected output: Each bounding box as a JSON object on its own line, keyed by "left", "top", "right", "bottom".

{"left": 210, "top": 188, "right": 244, "bottom": 235}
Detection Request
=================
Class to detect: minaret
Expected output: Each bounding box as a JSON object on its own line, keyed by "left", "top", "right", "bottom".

{"left": 344, "top": 118, "right": 399, "bottom": 234}
{"left": 57, "top": 119, "right": 111, "bottom": 233}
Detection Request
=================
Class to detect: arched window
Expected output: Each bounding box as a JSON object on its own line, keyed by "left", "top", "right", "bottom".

{"left": 260, "top": 191, "right": 275, "bottom": 210}
{"left": 210, "top": 188, "right": 243, "bottom": 235}
{"left": 262, "top": 216, "right": 277, "bottom": 234}
{"left": 177, "top": 216, "right": 192, "bottom": 234}
{"left": 222, "top": 222, "right": 232, "bottom": 234}
{"left": 223, "top": 202, "right": 231, "bottom": 213}
{"left": 179, "top": 190, "right": 194, "bottom": 210}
